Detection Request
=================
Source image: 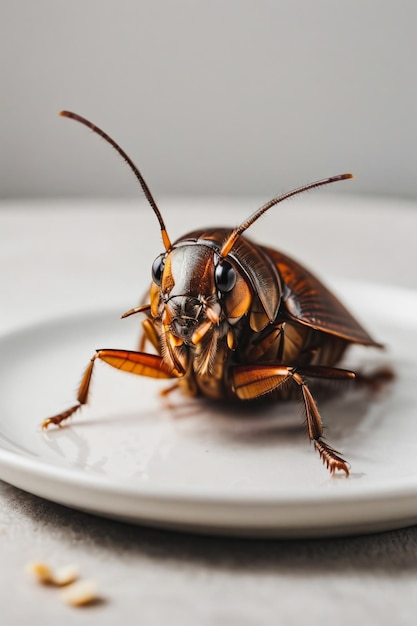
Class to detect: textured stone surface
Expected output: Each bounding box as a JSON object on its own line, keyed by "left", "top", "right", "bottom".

{"left": 3, "top": 480, "right": 417, "bottom": 625}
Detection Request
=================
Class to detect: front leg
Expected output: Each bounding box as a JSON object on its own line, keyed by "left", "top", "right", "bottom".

{"left": 42, "top": 349, "right": 181, "bottom": 429}
{"left": 232, "top": 363, "right": 355, "bottom": 476}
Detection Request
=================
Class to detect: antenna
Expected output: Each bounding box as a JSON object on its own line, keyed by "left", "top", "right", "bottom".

{"left": 59, "top": 111, "right": 171, "bottom": 250}
{"left": 220, "top": 173, "right": 353, "bottom": 257}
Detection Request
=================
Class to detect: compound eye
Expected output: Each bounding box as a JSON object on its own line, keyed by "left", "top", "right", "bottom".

{"left": 215, "top": 260, "right": 236, "bottom": 293}
{"left": 152, "top": 254, "right": 165, "bottom": 286}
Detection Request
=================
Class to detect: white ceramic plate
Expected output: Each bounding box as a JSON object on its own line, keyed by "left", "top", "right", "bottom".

{"left": 0, "top": 280, "right": 417, "bottom": 538}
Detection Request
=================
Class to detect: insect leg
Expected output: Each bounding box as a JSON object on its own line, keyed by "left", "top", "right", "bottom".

{"left": 138, "top": 318, "right": 161, "bottom": 352}
{"left": 298, "top": 363, "right": 394, "bottom": 393}
{"left": 297, "top": 376, "right": 349, "bottom": 476}
{"left": 159, "top": 381, "right": 182, "bottom": 410}
{"left": 353, "top": 366, "right": 395, "bottom": 391}
{"left": 232, "top": 364, "right": 349, "bottom": 476}
{"left": 42, "top": 349, "right": 181, "bottom": 429}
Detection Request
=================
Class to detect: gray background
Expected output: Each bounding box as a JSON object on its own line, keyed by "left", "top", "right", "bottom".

{"left": 1, "top": 0, "right": 416, "bottom": 200}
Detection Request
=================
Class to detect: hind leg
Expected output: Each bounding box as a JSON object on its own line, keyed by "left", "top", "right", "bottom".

{"left": 232, "top": 363, "right": 356, "bottom": 475}
{"left": 354, "top": 366, "right": 394, "bottom": 391}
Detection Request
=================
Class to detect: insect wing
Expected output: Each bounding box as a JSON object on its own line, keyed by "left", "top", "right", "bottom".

{"left": 263, "top": 246, "right": 381, "bottom": 347}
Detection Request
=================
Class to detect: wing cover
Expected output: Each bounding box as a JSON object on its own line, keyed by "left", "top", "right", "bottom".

{"left": 262, "top": 246, "right": 381, "bottom": 347}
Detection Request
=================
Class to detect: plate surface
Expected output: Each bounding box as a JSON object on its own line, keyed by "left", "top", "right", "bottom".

{"left": 0, "top": 280, "right": 417, "bottom": 537}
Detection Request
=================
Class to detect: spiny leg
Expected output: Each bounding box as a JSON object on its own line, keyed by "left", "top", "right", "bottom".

{"left": 42, "top": 349, "right": 180, "bottom": 429}
{"left": 42, "top": 356, "right": 96, "bottom": 429}
{"left": 232, "top": 363, "right": 354, "bottom": 476}
{"left": 296, "top": 375, "right": 350, "bottom": 476}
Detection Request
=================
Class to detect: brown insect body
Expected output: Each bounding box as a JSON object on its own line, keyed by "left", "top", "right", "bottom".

{"left": 147, "top": 227, "right": 376, "bottom": 405}
{"left": 42, "top": 111, "right": 388, "bottom": 476}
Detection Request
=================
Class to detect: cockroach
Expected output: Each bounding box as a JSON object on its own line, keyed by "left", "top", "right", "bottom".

{"left": 42, "top": 110, "right": 390, "bottom": 476}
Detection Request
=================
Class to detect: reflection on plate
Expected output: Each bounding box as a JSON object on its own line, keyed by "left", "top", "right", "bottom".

{"left": 0, "top": 280, "right": 417, "bottom": 538}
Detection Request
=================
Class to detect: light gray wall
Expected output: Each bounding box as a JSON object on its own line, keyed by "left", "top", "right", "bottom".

{"left": 1, "top": 1, "right": 416, "bottom": 199}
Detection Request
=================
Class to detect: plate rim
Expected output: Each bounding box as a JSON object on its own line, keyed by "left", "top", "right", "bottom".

{"left": 1, "top": 277, "right": 417, "bottom": 535}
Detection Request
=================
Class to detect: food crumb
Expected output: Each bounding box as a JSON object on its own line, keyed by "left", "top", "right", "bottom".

{"left": 53, "top": 564, "right": 80, "bottom": 586}
{"left": 25, "top": 562, "right": 80, "bottom": 586}
{"left": 60, "top": 579, "right": 99, "bottom": 607}
{"left": 25, "top": 562, "right": 54, "bottom": 584}
{"left": 25, "top": 562, "right": 101, "bottom": 607}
